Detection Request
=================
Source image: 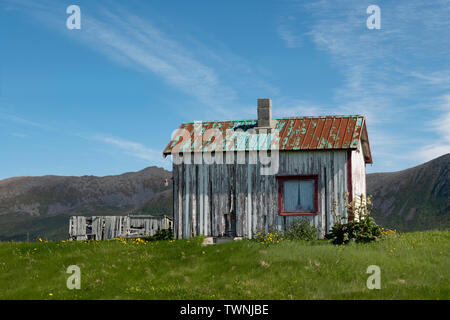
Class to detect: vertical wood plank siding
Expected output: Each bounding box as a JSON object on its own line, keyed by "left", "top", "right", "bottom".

{"left": 351, "top": 143, "right": 367, "bottom": 219}
{"left": 173, "top": 150, "right": 357, "bottom": 239}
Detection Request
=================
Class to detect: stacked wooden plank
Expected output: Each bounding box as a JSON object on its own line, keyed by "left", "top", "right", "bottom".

{"left": 68, "top": 215, "right": 173, "bottom": 240}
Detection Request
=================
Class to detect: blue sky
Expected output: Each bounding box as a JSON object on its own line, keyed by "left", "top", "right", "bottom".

{"left": 1, "top": 0, "right": 449, "bottom": 179}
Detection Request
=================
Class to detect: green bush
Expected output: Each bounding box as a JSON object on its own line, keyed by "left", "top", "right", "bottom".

{"left": 152, "top": 228, "right": 174, "bottom": 241}
{"left": 326, "top": 218, "right": 381, "bottom": 244}
{"left": 253, "top": 219, "right": 317, "bottom": 244}
{"left": 140, "top": 228, "right": 174, "bottom": 242}
{"left": 326, "top": 193, "right": 382, "bottom": 245}
{"left": 283, "top": 218, "right": 317, "bottom": 241}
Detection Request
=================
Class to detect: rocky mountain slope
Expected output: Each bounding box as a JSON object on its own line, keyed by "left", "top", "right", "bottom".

{"left": 367, "top": 153, "right": 449, "bottom": 232}
{"left": 0, "top": 166, "right": 172, "bottom": 216}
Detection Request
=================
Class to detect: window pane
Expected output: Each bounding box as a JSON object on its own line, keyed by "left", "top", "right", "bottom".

{"left": 283, "top": 180, "right": 314, "bottom": 212}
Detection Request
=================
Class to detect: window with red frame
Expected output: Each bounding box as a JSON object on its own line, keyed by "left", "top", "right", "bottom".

{"left": 277, "top": 175, "right": 318, "bottom": 215}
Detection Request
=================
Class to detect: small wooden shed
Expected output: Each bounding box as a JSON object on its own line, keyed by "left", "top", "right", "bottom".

{"left": 69, "top": 215, "right": 173, "bottom": 240}
{"left": 163, "top": 98, "right": 372, "bottom": 239}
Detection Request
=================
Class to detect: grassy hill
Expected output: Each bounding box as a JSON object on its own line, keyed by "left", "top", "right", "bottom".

{"left": 0, "top": 231, "right": 448, "bottom": 299}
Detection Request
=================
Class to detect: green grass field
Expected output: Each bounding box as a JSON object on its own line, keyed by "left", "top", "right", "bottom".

{"left": 0, "top": 231, "right": 448, "bottom": 299}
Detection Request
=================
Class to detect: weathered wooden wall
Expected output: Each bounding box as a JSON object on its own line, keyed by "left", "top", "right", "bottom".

{"left": 351, "top": 142, "right": 367, "bottom": 219}
{"left": 69, "top": 215, "right": 173, "bottom": 241}
{"left": 172, "top": 150, "right": 363, "bottom": 239}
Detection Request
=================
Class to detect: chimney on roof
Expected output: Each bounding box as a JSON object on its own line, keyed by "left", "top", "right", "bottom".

{"left": 257, "top": 98, "right": 275, "bottom": 128}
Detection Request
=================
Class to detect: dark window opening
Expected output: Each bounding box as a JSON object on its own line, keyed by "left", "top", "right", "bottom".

{"left": 277, "top": 175, "right": 319, "bottom": 215}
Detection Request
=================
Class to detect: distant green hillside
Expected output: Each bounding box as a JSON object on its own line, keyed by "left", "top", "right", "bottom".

{"left": 0, "top": 166, "right": 173, "bottom": 241}
{"left": 0, "top": 214, "right": 69, "bottom": 242}
{"left": 367, "top": 153, "right": 449, "bottom": 232}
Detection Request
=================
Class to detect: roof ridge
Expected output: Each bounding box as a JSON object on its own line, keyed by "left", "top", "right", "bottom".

{"left": 181, "top": 115, "right": 364, "bottom": 124}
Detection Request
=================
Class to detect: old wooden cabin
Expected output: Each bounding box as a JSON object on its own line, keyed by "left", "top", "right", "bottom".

{"left": 163, "top": 98, "right": 372, "bottom": 239}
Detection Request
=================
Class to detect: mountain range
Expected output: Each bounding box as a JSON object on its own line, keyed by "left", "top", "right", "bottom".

{"left": 0, "top": 154, "right": 448, "bottom": 241}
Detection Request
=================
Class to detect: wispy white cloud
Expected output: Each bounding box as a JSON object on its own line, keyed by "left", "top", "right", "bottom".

{"left": 4, "top": 0, "right": 276, "bottom": 119}
{"left": 2, "top": 0, "right": 281, "bottom": 168}
{"left": 414, "top": 94, "right": 450, "bottom": 162}
{"left": 0, "top": 111, "right": 48, "bottom": 129}
{"left": 304, "top": 1, "right": 450, "bottom": 105}
{"left": 272, "top": 98, "right": 324, "bottom": 117}
{"left": 277, "top": 16, "right": 303, "bottom": 48}
{"left": 81, "top": 10, "right": 238, "bottom": 116}
{"left": 281, "top": 0, "right": 450, "bottom": 170}
{"left": 93, "top": 134, "right": 170, "bottom": 168}
{"left": 10, "top": 132, "right": 28, "bottom": 138}
{"left": 228, "top": 98, "right": 325, "bottom": 120}
{"left": 410, "top": 71, "right": 450, "bottom": 88}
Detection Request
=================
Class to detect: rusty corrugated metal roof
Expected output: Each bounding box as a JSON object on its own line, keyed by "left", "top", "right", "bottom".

{"left": 163, "top": 115, "right": 372, "bottom": 163}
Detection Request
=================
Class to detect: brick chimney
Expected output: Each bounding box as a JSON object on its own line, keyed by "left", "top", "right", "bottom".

{"left": 257, "top": 98, "right": 275, "bottom": 128}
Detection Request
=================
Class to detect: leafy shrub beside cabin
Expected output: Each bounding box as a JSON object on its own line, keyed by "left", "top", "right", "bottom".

{"left": 326, "top": 193, "right": 382, "bottom": 245}
{"left": 140, "top": 228, "right": 174, "bottom": 242}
